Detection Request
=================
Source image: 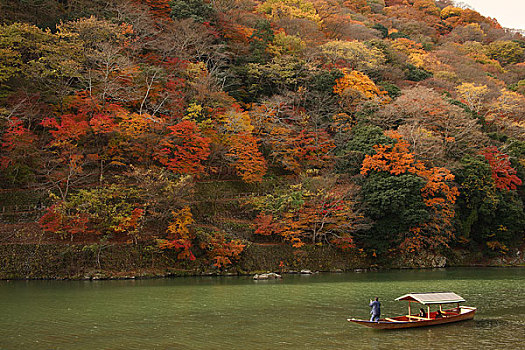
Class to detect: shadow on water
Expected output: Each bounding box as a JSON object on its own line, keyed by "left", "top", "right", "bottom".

{"left": 473, "top": 318, "right": 509, "bottom": 328}
{"left": 357, "top": 318, "right": 478, "bottom": 332}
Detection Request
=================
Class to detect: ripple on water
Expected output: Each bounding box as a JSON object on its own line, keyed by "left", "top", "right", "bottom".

{"left": 0, "top": 268, "right": 524, "bottom": 350}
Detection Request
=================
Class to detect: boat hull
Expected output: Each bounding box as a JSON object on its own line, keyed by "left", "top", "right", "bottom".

{"left": 348, "top": 307, "right": 476, "bottom": 330}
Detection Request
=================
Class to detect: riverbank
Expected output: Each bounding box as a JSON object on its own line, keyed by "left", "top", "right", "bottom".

{"left": 1, "top": 242, "right": 523, "bottom": 280}
{"left": 0, "top": 243, "right": 369, "bottom": 280}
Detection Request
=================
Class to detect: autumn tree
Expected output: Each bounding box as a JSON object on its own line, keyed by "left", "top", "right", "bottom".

{"left": 481, "top": 147, "right": 522, "bottom": 191}
{"left": 157, "top": 206, "right": 196, "bottom": 260}
{"left": 333, "top": 69, "right": 389, "bottom": 111}
{"left": 251, "top": 176, "right": 366, "bottom": 248}
{"left": 226, "top": 132, "right": 267, "bottom": 183}
{"left": 199, "top": 231, "right": 245, "bottom": 268}
{"left": 154, "top": 120, "right": 211, "bottom": 175}
{"left": 0, "top": 116, "right": 39, "bottom": 186}
{"left": 320, "top": 40, "right": 386, "bottom": 72}
{"left": 376, "top": 86, "right": 485, "bottom": 161}
{"left": 360, "top": 131, "right": 459, "bottom": 254}
{"left": 455, "top": 82, "right": 489, "bottom": 115}
{"left": 39, "top": 185, "right": 145, "bottom": 242}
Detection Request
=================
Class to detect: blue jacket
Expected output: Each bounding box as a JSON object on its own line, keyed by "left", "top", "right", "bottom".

{"left": 369, "top": 300, "right": 381, "bottom": 315}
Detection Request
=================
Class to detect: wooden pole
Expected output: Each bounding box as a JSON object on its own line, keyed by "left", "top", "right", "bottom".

{"left": 408, "top": 301, "right": 411, "bottom": 316}
{"left": 427, "top": 306, "right": 431, "bottom": 320}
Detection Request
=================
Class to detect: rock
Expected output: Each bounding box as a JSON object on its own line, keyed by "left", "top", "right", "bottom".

{"left": 253, "top": 272, "right": 282, "bottom": 280}
{"left": 300, "top": 269, "right": 312, "bottom": 274}
{"left": 432, "top": 255, "right": 447, "bottom": 268}
{"left": 91, "top": 273, "right": 106, "bottom": 280}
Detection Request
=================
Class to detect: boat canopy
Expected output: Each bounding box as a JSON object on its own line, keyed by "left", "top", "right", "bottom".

{"left": 395, "top": 292, "right": 466, "bottom": 305}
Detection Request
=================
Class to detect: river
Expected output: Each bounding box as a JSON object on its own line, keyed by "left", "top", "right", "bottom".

{"left": 1, "top": 268, "right": 523, "bottom": 349}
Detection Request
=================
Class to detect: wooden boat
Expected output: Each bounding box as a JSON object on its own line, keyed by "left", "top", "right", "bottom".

{"left": 348, "top": 292, "right": 476, "bottom": 330}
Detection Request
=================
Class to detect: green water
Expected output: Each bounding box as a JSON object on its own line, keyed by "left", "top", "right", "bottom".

{"left": 1, "top": 268, "right": 524, "bottom": 349}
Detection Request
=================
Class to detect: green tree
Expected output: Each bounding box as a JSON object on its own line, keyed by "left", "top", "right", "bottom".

{"left": 358, "top": 173, "right": 429, "bottom": 254}
{"left": 170, "top": 0, "right": 215, "bottom": 22}
{"left": 455, "top": 156, "right": 525, "bottom": 253}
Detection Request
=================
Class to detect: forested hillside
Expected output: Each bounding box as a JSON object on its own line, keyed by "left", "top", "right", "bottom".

{"left": 1, "top": 0, "right": 524, "bottom": 269}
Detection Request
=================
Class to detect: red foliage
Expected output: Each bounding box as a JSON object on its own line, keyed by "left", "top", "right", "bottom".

{"left": 158, "top": 239, "right": 196, "bottom": 260}
{"left": 0, "top": 117, "right": 37, "bottom": 169}
{"left": 482, "top": 147, "right": 522, "bottom": 190}
{"left": 39, "top": 204, "right": 90, "bottom": 238}
{"left": 38, "top": 205, "right": 63, "bottom": 234}
{"left": 115, "top": 208, "right": 145, "bottom": 234}
{"left": 139, "top": 0, "right": 172, "bottom": 21}
{"left": 41, "top": 114, "right": 90, "bottom": 142}
{"left": 253, "top": 186, "right": 361, "bottom": 249}
{"left": 154, "top": 120, "right": 211, "bottom": 175}
{"left": 331, "top": 236, "right": 356, "bottom": 250}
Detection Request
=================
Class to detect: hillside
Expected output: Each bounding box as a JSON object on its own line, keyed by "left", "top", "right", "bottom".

{"left": 0, "top": 0, "right": 524, "bottom": 273}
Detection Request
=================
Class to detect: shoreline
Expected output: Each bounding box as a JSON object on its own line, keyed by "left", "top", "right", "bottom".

{"left": 1, "top": 243, "right": 523, "bottom": 281}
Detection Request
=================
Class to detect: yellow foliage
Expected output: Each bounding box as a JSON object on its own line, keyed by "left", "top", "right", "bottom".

{"left": 333, "top": 70, "right": 388, "bottom": 101}
{"left": 186, "top": 103, "right": 203, "bottom": 120}
{"left": 486, "top": 240, "right": 508, "bottom": 254}
{"left": 455, "top": 83, "right": 488, "bottom": 113}
{"left": 392, "top": 38, "right": 440, "bottom": 70}
{"left": 258, "top": 0, "right": 322, "bottom": 24}
{"left": 186, "top": 61, "right": 208, "bottom": 81}
{"left": 320, "top": 40, "right": 385, "bottom": 71}
{"left": 440, "top": 6, "right": 463, "bottom": 19}
{"left": 434, "top": 70, "right": 458, "bottom": 82}
{"left": 219, "top": 110, "right": 254, "bottom": 134}
{"left": 166, "top": 207, "right": 195, "bottom": 240}
{"left": 413, "top": 0, "right": 440, "bottom": 16}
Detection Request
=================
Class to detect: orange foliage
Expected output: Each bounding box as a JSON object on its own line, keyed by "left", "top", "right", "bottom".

{"left": 138, "top": 0, "right": 172, "bottom": 22}
{"left": 201, "top": 231, "right": 245, "bottom": 268}
{"left": 114, "top": 208, "right": 145, "bottom": 242}
{"left": 227, "top": 132, "right": 267, "bottom": 183}
{"left": 361, "top": 131, "right": 419, "bottom": 176}
{"left": 343, "top": 0, "right": 371, "bottom": 14}
{"left": 157, "top": 207, "right": 196, "bottom": 261}
{"left": 253, "top": 185, "right": 362, "bottom": 249}
{"left": 441, "top": 6, "right": 501, "bottom": 29}
{"left": 269, "top": 129, "right": 335, "bottom": 173}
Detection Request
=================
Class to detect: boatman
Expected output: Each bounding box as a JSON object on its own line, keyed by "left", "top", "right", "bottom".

{"left": 369, "top": 297, "right": 381, "bottom": 322}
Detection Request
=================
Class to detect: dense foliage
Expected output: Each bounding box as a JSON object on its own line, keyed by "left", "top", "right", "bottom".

{"left": 1, "top": 0, "right": 524, "bottom": 265}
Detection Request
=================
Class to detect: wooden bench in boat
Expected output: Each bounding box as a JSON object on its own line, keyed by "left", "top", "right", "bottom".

{"left": 385, "top": 318, "right": 403, "bottom": 322}
{"left": 406, "top": 315, "right": 430, "bottom": 320}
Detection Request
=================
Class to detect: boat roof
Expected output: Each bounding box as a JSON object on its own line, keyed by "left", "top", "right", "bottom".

{"left": 395, "top": 292, "right": 466, "bottom": 305}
